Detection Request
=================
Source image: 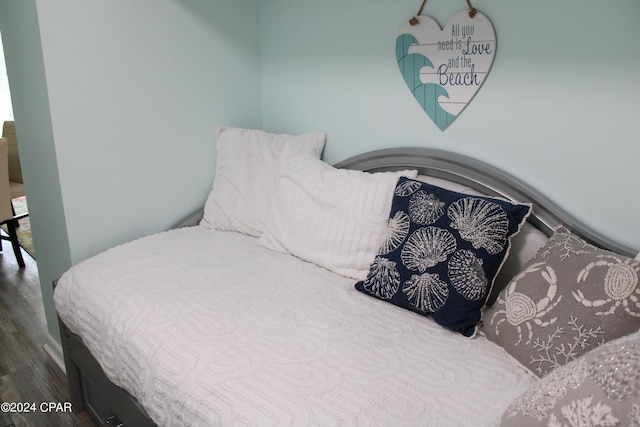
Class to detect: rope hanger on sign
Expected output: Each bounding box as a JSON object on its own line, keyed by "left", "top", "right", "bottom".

{"left": 410, "top": 0, "right": 477, "bottom": 25}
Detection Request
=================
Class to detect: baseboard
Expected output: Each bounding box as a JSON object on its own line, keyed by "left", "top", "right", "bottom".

{"left": 44, "top": 333, "right": 66, "bottom": 374}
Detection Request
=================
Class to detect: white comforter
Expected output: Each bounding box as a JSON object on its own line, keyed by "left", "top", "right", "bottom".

{"left": 55, "top": 226, "right": 535, "bottom": 427}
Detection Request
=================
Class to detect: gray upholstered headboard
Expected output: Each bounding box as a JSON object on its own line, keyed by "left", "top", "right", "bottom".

{"left": 178, "top": 146, "right": 635, "bottom": 258}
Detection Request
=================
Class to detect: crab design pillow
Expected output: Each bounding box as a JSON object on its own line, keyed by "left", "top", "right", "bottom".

{"left": 356, "top": 177, "right": 531, "bottom": 337}
{"left": 482, "top": 227, "right": 640, "bottom": 377}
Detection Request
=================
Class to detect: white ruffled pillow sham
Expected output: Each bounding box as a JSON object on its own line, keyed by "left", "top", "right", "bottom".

{"left": 200, "top": 126, "right": 326, "bottom": 237}
{"left": 258, "top": 152, "right": 417, "bottom": 280}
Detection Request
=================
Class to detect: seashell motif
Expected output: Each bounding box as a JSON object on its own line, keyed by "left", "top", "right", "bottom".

{"left": 447, "top": 197, "right": 509, "bottom": 255}
{"left": 448, "top": 249, "right": 488, "bottom": 301}
{"left": 395, "top": 179, "right": 423, "bottom": 197}
{"left": 379, "top": 211, "right": 410, "bottom": 255}
{"left": 409, "top": 191, "right": 446, "bottom": 225}
{"left": 403, "top": 272, "right": 449, "bottom": 313}
{"left": 363, "top": 256, "right": 401, "bottom": 299}
{"left": 401, "top": 227, "right": 457, "bottom": 273}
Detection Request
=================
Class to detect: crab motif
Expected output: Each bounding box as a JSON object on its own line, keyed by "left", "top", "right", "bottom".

{"left": 490, "top": 262, "right": 561, "bottom": 345}
{"left": 573, "top": 255, "right": 640, "bottom": 317}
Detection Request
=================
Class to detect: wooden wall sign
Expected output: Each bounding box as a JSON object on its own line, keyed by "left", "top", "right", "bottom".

{"left": 396, "top": 10, "right": 496, "bottom": 130}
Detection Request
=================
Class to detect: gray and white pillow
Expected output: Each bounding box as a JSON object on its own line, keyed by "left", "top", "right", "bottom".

{"left": 500, "top": 329, "right": 640, "bottom": 426}
{"left": 482, "top": 226, "right": 640, "bottom": 377}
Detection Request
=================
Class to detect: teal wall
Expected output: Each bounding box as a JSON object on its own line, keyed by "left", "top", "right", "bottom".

{"left": 36, "top": 0, "right": 263, "bottom": 263}
{"left": 260, "top": 0, "right": 640, "bottom": 251}
{"left": 0, "top": 0, "right": 72, "bottom": 344}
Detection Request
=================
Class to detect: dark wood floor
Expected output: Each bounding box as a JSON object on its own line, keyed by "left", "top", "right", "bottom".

{"left": 0, "top": 242, "right": 96, "bottom": 427}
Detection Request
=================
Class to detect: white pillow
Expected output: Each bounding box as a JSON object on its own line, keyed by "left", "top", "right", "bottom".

{"left": 258, "top": 152, "right": 418, "bottom": 280}
{"left": 200, "top": 126, "right": 326, "bottom": 236}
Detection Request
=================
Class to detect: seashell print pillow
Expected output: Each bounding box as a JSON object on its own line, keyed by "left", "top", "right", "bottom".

{"left": 500, "top": 329, "right": 640, "bottom": 426}
{"left": 355, "top": 177, "right": 532, "bottom": 337}
{"left": 482, "top": 227, "right": 640, "bottom": 377}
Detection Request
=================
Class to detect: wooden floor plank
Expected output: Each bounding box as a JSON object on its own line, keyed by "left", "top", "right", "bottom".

{"left": 0, "top": 240, "right": 97, "bottom": 427}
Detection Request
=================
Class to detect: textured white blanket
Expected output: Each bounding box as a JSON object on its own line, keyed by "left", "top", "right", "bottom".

{"left": 55, "top": 226, "right": 534, "bottom": 426}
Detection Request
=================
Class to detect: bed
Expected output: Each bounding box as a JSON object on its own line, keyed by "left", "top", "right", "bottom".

{"left": 54, "top": 127, "right": 640, "bottom": 427}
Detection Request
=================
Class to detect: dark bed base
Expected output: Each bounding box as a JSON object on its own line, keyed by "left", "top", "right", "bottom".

{"left": 56, "top": 147, "right": 636, "bottom": 427}
{"left": 58, "top": 317, "right": 156, "bottom": 427}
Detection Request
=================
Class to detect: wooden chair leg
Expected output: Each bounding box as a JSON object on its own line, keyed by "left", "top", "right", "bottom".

{"left": 10, "top": 202, "right": 20, "bottom": 228}
{"left": 6, "top": 218, "right": 25, "bottom": 268}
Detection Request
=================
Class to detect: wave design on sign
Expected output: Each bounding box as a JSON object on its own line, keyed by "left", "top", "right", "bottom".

{"left": 396, "top": 33, "right": 456, "bottom": 131}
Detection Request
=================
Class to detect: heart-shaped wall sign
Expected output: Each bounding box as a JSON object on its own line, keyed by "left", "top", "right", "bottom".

{"left": 396, "top": 11, "right": 496, "bottom": 130}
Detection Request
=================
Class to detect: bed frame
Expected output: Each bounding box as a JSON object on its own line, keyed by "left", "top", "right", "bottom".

{"left": 57, "top": 147, "right": 636, "bottom": 427}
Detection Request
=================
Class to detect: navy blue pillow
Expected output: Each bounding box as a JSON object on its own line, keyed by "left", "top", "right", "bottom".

{"left": 356, "top": 177, "right": 531, "bottom": 337}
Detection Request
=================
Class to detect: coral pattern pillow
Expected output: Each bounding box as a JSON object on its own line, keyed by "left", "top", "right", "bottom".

{"left": 483, "top": 227, "right": 640, "bottom": 377}
{"left": 356, "top": 177, "right": 531, "bottom": 337}
{"left": 200, "top": 126, "right": 326, "bottom": 236}
{"left": 500, "top": 329, "right": 640, "bottom": 426}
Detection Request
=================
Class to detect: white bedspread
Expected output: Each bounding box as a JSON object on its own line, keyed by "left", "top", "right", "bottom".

{"left": 55, "top": 226, "right": 535, "bottom": 427}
